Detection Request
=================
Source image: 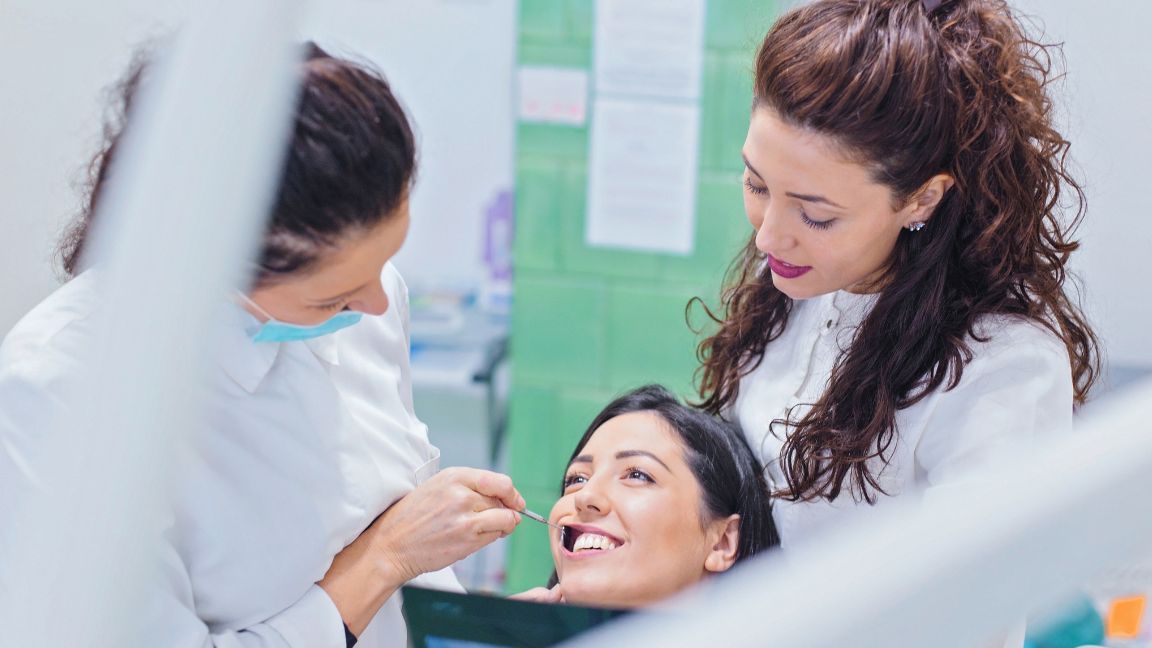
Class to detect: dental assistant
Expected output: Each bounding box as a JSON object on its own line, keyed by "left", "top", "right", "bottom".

{"left": 0, "top": 44, "right": 524, "bottom": 647}
{"left": 696, "top": 0, "right": 1100, "bottom": 562}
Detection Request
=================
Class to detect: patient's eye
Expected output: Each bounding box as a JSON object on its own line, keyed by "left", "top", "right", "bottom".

{"left": 562, "top": 472, "right": 587, "bottom": 489}
{"left": 624, "top": 467, "right": 653, "bottom": 483}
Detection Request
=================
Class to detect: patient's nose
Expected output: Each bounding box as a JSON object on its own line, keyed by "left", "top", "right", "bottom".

{"left": 573, "top": 478, "right": 610, "bottom": 515}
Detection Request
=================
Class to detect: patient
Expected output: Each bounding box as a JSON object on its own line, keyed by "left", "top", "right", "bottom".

{"left": 522, "top": 384, "right": 779, "bottom": 608}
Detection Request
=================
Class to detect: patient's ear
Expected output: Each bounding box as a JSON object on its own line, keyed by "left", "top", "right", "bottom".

{"left": 703, "top": 514, "right": 740, "bottom": 574}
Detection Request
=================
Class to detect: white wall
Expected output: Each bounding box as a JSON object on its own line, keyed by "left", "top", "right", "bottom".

{"left": 1, "top": 0, "right": 1147, "bottom": 375}
{"left": 0, "top": 0, "right": 191, "bottom": 334}
{"left": 1010, "top": 0, "right": 1152, "bottom": 372}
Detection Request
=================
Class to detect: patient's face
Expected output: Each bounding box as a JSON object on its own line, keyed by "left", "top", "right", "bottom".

{"left": 549, "top": 411, "right": 720, "bottom": 608}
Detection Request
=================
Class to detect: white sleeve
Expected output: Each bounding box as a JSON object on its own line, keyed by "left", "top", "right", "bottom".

{"left": 914, "top": 320, "right": 1074, "bottom": 487}
{"left": 145, "top": 532, "right": 346, "bottom": 648}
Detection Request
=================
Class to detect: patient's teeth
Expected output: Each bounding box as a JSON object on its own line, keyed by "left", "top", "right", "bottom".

{"left": 572, "top": 532, "right": 619, "bottom": 552}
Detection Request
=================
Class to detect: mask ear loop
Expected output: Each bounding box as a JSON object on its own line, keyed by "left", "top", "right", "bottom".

{"left": 234, "top": 291, "right": 274, "bottom": 321}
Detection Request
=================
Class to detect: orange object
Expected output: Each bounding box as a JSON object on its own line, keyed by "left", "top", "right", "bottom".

{"left": 1106, "top": 595, "right": 1147, "bottom": 639}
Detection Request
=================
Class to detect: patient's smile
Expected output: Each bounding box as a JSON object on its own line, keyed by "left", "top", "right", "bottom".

{"left": 561, "top": 524, "right": 624, "bottom": 555}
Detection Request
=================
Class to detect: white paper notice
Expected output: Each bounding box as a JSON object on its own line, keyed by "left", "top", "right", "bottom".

{"left": 518, "top": 66, "right": 589, "bottom": 126}
{"left": 585, "top": 98, "right": 699, "bottom": 255}
{"left": 593, "top": 0, "right": 706, "bottom": 101}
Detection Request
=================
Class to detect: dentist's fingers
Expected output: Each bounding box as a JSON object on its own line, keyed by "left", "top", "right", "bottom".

{"left": 471, "top": 507, "right": 521, "bottom": 536}
{"left": 464, "top": 469, "right": 525, "bottom": 511}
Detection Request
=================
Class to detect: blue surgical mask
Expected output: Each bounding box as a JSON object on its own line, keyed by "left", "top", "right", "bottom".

{"left": 237, "top": 293, "right": 363, "bottom": 343}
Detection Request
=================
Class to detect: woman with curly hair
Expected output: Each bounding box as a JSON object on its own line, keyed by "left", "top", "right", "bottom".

{"left": 695, "top": 0, "right": 1100, "bottom": 556}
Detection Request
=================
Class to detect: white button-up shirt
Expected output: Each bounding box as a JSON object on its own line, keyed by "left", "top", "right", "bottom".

{"left": 0, "top": 263, "right": 459, "bottom": 647}
{"left": 733, "top": 289, "right": 1075, "bottom": 549}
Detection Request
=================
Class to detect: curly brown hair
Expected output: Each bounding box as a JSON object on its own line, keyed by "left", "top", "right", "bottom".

{"left": 694, "top": 0, "right": 1100, "bottom": 503}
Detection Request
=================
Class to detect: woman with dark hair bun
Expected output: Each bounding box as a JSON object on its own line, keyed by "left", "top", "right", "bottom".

{"left": 0, "top": 44, "right": 526, "bottom": 646}
{"left": 516, "top": 385, "right": 779, "bottom": 607}
{"left": 694, "top": 0, "right": 1100, "bottom": 573}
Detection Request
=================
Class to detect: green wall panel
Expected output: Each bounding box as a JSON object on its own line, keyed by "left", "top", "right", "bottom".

{"left": 605, "top": 285, "right": 706, "bottom": 395}
{"left": 505, "top": 0, "right": 779, "bottom": 593}
{"left": 517, "top": 44, "right": 592, "bottom": 69}
{"left": 517, "top": 122, "right": 589, "bottom": 160}
{"left": 715, "top": 52, "right": 758, "bottom": 173}
{"left": 514, "top": 155, "right": 564, "bottom": 272}
{"left": 566, "top": 0, "right": 595, "bottom": 47}
{"left": 701, "top": 52, "right": 756, "bottom": 173}
{"left": 519, "top": 1, "right": 568, "bottom": 45}
{"left": 556, "top": 388, "right": 616, "bottom": 451}
{"left": 706, "top": 0, "right": 776, "bottom": 51}
{"left": 659, "top": 171, "right": 752, "bottom": 282}
{"left": 510, "top": 273, "right": 606, "bottom": 388}
{"left": 506, "top": 385, "right": 561, "bottom": 490}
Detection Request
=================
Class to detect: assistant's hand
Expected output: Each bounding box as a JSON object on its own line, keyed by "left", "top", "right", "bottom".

{"left": 509, "top": 585, "right": 565, "bottom": 604}
{"left": 319, "top": 467, "right": 525, "bottom": 636}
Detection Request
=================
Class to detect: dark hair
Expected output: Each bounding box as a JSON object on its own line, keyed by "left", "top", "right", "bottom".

{"left": 58, "top": 42, "right": 415, "bottom": 285}
{"left": 694, "top": 0, "right": 1101, "bottom": 502}
{"left": 563, "top": 385, "right": 779, "bottom": 563}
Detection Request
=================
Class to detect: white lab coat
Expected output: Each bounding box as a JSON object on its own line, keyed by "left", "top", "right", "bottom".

{"left": 733, "top": 289, "right": 1072, "bottom": 648}
{"left": 733, "top": 289, "right": 1074, "bottom": 546}
{"left": 0, "top": 263, "right": 460, "bottom": 647}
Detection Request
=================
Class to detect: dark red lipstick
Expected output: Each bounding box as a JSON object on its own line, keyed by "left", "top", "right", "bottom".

{"left": 767, "top": 254, "right": 812, "bottom": 279}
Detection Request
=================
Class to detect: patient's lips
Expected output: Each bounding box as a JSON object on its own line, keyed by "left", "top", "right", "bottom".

{"left": 561, "top": 523, "right": 624, "bottom": 558}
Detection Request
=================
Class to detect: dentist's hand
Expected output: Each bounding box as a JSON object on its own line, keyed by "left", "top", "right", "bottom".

{"left": 373, "top": 467, "right": 525, "bottom": 580}
{"left": 319, "top": 467, "right": 525, "bottom": 636}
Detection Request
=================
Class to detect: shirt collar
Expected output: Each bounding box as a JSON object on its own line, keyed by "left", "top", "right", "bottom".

{"left": 215, "top": 303, "right": 342, "bottom": 394}
{"left": 216, "top": 303, "right": 280, "bottom": 394}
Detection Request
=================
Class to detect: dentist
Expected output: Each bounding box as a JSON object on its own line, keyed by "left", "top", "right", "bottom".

{"left": 0, "top": 43, "right": 524, "bottom": 647}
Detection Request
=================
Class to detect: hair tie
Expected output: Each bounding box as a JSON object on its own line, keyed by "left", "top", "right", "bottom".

{"left": 921, "top": 0, "right": 946, "bottom": 11}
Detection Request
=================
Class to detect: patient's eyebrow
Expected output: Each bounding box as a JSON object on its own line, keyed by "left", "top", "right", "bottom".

{"left": 568, "top": 450, "right": 672, "bottom": 473}
{"left": 616, "top": 450, "right": 671, "bottom": 473}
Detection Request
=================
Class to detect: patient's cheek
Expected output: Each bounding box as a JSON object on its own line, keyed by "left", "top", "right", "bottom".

{"left": 548, "top": 498, "right": 567, "bottom": 524}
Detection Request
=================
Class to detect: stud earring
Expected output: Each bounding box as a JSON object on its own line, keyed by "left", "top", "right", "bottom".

{"left": 906, "top": 221, "right": 926, "bottom": 232}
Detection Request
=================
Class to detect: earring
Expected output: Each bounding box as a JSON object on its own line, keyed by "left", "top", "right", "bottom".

{"left": 906, "top": 221, "right": 926, "bottom": 232}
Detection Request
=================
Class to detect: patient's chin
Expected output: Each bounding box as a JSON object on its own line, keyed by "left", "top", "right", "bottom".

{"left": 562, "top": 584, "right": 638, "bottom": 609}
{"left": 558, "top": 571, "right": 676, "bottom": 610}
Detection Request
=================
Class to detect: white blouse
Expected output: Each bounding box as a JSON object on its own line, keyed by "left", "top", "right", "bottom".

{"left": 733, "top": 289, "right": 1075, "bottom": 550}
{"left": 0, "top": 263, "right": 459, "bottom": 647}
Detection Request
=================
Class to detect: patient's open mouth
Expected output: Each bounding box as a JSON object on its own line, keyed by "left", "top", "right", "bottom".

{"left": 561, "top": 524, "right": 624, "bottom": 554}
